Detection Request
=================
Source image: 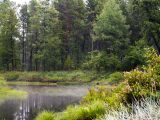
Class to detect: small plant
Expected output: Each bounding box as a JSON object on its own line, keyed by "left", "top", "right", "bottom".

{"left": 36, "top": 111, "right": 55, "bottom": 120}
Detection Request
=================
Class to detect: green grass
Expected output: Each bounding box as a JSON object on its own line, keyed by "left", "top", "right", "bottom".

{"left": 36, "top": 100, "right": 106, "bottom": 120}
{"left": 3, "top": 70, "right": 100, "bottom": 84}
{"left": 0, "top": 87, "right": 27, "bottom": 103}
{"left": 0, "top": 75, "right": 27, "bottom": 103}
{"left": 95, "top": 72, "right": 124, "bottom": 85}
{"left": 36, "top": 111, "right": 55, "bottom": 120}
{"left": 7, "top": 81, "right": 57, "bottom": 86}
{"left": 57, "top": 100, "right": 106, "bottom": 120}
{"left": 3, "top": 71, "right": 124, "bottom": 85}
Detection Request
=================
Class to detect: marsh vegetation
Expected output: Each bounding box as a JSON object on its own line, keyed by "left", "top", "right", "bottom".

{"left": 0, "top": 0, "right": 160, "bottom": 119}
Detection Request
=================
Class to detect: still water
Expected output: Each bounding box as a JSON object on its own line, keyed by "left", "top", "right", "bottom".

{"left": 0, "top": 85, "right": 89, "bottom": 120}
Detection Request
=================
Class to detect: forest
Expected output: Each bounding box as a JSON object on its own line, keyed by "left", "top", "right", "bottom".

{"left": 0, "top": 0, "right": 160, "bottom": 120}
{"left": 0, "top": 0, "right": 159, "bottom": 72}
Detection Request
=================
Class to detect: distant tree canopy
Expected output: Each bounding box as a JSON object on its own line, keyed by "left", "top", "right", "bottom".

{"left": 0, "top": 0, "right": 159, "bottom": 71}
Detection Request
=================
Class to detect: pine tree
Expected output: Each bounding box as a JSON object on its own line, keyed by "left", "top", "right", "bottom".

{"left": 55, "top": 0, "right": 86, "bottom": 68}
{"left": 94, "top": 0, "right": 129, "bottom": 56}
{"left": 0, "top": 0, "right": 19, "bottom": 70}
{"left": 27, "top": 0, "right": 41, "bottom": 71}
{"left": 20, "top": 4, "right": 29, "bottom": 71}
{"left": 141, "top": 0, "right": 160, "bottom": 54}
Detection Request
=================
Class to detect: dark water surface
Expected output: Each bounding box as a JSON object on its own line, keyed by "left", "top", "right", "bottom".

{"left": 0, "top": 85, "right": 89, "bottom": 120}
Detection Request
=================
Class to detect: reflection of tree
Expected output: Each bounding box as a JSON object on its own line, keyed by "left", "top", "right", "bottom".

{"left": 0, "top": 94, "right": 82, "bottom": 120}
{"left": 0, "top": 100, "right": 19, "bottom": 120}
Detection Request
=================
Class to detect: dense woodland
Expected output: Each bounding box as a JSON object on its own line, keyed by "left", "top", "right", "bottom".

{"left": 0, "top": 0, "right": 159, "bottom": 71}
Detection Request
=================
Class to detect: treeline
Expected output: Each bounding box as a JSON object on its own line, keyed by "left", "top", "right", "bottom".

{"left": 0, "top": 0, "right": 159, "bottom": 71}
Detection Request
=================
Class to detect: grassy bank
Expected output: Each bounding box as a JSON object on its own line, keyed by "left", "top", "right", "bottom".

{"left": 36, "top": 100, "right": 106, "bottom": 120}
{"left": 3, "top": 71, "right": 124, "bottom": 85}
{"left": 0, "top": 76, "right": 27, "bottom": 103}
{"left": 35, "top": 49, "right": 160, "bottom": 120}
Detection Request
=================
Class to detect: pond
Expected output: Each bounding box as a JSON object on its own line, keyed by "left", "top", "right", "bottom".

{"left": 0, "top": 84, "right": 89, "bottom": 120}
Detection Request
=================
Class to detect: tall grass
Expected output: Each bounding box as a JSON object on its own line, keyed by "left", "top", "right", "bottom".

{"left": 36, "top": 100, "right": 106, "bottom": 120}
{"left": 3, "top": 71, "right": 97, "bottom": 84}
{"left": 36, "top": 111, "right": 55, "bottom": 120}
{"left": 57, "top": 100, "right": 106, "bottom": 120}
{"left": 102, "top": 98, "right": 160, "bottom": 120}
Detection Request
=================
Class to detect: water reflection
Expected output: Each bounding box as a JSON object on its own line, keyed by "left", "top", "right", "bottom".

{"left": 0, "top": 85, "right": 88, "bottom": 120}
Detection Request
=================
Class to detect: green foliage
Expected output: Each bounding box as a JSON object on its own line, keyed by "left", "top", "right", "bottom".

{"left": 57, "top": 100, "right": 106, "bottom": 120}
{"left": 127, "top": 0, "right": 144, "bottom": 44}
{"left": 81, "top": 86, "right": 111, "bottom": 104}
{"left": 36, "top": 111, "right": 55, "bottom": 120}
{"left": 124, "top": 48, "right": 160, "bottom": 99}
{"left": 82, "top": 51, "right": 121, "bottom": 72}
{"left": 107, "top": 72, "right": 124, "bottom": 84}
{"left": 0, "top": 0, "right": 19, "bottom": 70}
{"left": 94, "top": 0, "right": 129, "bottom": 55}
{"left": 141, "top": 0, "right": 160, "bottom": 53}
{"left": 64, "top": 55, "right": 74, "bottom": 70}
{"left": 122, "top": 40, "right": 147, "bottom": 71}
{"left": 82, "top": 84, "right": 128, "bottom": 109}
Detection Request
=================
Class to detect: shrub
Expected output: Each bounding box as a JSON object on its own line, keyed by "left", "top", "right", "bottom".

{"left": 82, "top": 84, "right": 129, "bottom": 109}
{"left": 36, "top": 111, "right": 55, "bottom": 120}
{"left": 81, "top": 86, "right": 112, "bottom": 104}
{"left": 124, "top": 48, "right": 160, "bottom": 99}
{"left": 107, "top": 72, "right": 124, "bottom": 84}
{"left": 122, "top": 40, "right": 147, "bottom": 71}
{"left": 82, "top": 51, "right": 121, "bottom": 72}
{"left": 58, "top": 100, "right": 106, "bottom": 120}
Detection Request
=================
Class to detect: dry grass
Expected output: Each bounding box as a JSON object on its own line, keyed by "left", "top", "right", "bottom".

{"left": 102, "top": 98, "right": 160, "bottom": 120}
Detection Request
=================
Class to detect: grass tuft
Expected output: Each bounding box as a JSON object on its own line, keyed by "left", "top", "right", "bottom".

{"left": 58, "top": 100, "right": 106, "bottom": 120}
{"left": 36, "top": 111, "right": 55, "bottom": 120}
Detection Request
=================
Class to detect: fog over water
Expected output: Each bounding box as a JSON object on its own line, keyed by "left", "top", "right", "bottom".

{"left": 0, "top": 85, "right": 89, "bottom": 120}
